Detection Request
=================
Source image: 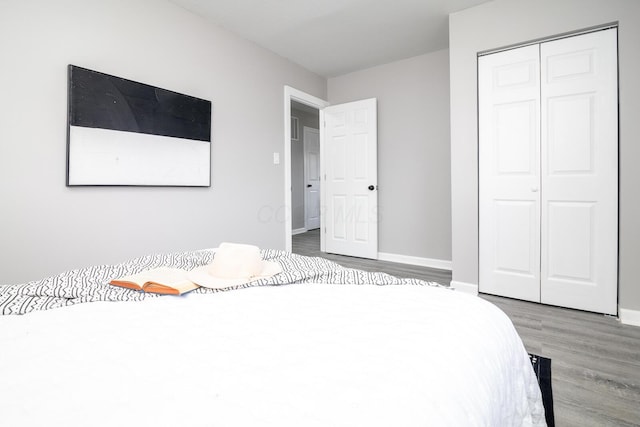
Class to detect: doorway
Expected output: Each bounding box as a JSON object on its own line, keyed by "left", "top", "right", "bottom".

{"left": 283, "top": 86, "right": 329, "bottom": 253}
{"left": 283, "top": 87, "right": 379, "bottom": 259}
{"left": 290, "top": 101, "right": 320, "bottom": 239}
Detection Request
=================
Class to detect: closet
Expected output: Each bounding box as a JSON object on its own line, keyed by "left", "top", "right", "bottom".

{"left": 478, "top": 28, "right": 618, "bottom": 315}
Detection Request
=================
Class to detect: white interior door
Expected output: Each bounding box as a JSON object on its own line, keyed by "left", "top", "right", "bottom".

{"left": 540, "top": 28, "right": 618, "bottom": 315}
{"left": 303, "top": 127, "right": 320, "bottom": 230}
{"left": 479, "top": 28, "right": 618, "bottom": 315}
{"left": 479, "top": 45, "right": 541, "bottom": 302}
{"left": 322, "top": 98, "right": 378, "bottom": 259}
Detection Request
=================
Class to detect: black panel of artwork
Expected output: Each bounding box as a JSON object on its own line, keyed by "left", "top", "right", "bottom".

{"left": 68, "top": 65, "right": 211, "bottom": 141}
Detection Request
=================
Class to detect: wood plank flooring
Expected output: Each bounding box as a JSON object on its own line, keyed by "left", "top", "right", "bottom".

{"left": 292, "top": 229, "right": 452, "bottom": 285}
{"left": 293, "top": 230, "right": 640, "bottom": 427}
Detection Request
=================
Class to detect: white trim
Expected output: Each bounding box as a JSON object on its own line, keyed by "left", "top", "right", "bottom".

{"left": 450, "top": 280, "right": 479, "bottom": 295}
{"left": 319, "top": 108, "right": 326, "bottom": 253}
{"left": 378, "top": 252, "right": 452, "bottom": 271}
{"left": 283, "top": 86, "right": 329, "bottom": 253}
{"left": 477, "top": 23, "right": 618, "bottom": 57}
{"left": 292, "top": 228, "right": 307, "bottom": 236}
{"left": 619, "top": 308, "right": 640, "bottom": 327}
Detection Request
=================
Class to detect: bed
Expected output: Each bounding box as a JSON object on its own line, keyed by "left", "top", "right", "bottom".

{"left": 0, "top": 249, "right": 546, "bottom": 426}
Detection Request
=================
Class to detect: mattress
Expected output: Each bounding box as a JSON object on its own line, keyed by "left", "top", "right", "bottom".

{"left": 0, "top": 274, "right": 546, "bottom": 426}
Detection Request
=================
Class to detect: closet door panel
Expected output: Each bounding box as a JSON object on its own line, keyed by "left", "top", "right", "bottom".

{"left": 540, "top": 28, "right": 618, "bottom": 315}
{"left": 547, "top": 94, "right": 595, "bottom": 173}
{"left": 546, "top": 201, "right": 595, "bottom": 281}
{"left": 479, "top": 45, "right": 541, "bottom": 302}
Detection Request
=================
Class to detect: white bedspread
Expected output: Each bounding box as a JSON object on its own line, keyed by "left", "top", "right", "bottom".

{"left": 0, "top": 283, "right": 545, "bottom": 426}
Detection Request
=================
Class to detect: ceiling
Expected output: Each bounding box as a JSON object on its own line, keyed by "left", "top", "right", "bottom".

{"left": 168, "top": 0, "right": 492, "bottom": 78}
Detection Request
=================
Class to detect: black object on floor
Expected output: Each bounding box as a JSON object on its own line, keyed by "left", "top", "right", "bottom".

{"left": 529, "top": 353, "right": 555, "bottom": 427}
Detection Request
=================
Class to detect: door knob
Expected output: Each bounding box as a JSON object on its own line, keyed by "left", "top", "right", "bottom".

{"left": 307, "top": 184, "right": 312, "bottom": 188}
{"left": 368, "top": 185, "right": 375, "bottom": 191}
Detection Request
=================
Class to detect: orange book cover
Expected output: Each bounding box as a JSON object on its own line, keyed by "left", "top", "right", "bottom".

{"left": 109, "top": 267, "right": 199, "bottom": 295}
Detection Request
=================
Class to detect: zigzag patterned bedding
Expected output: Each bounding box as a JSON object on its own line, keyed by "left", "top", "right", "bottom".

{"left": 0, "top": 249, "right": 442, "bottom": 315}
{"left": 0, "top": 249, "right": 546, "bottom": 426}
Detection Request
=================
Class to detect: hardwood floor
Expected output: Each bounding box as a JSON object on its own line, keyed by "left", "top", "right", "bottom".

{"left": 293, "top": 230, "right": 640, "bottom": 427}
{"left": 292, "top": 229, "right": 452, "bottom": 285}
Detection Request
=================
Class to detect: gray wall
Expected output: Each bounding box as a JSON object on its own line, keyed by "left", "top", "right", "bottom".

{"left": 0, "top": 0, "right": 325, "bottom": 284}
{"left": 290, "top": 107, "right": 320, "bottom": 230}
{"left": 449, "top": 0, "right": 640, "bottom": 311}
{"left": 328, "top": 50, "right": 452, "bottom": 262}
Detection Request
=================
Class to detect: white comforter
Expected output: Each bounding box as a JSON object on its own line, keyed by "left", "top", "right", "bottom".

{"left": 0, "top": 283, "right": 545, "bottom": 426}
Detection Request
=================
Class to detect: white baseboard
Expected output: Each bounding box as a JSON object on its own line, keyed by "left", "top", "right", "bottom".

{"left": 292, "top": 228, "right": 307, "bottom": 235}
{"left": 450, "top": 280, "right": 478, "bottom": 295}
{"left": 378, "top": 252, "right": 452, "bottom": 271}
{"left": 619, "top": 308, "right": 640, "bottom": 327}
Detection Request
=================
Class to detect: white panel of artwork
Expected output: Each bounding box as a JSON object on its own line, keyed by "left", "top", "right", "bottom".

{"left": 68, "top": 126, "right": 210, "bottom": 186}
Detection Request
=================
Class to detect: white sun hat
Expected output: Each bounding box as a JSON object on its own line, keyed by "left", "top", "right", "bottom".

{"left": 188, "top": 242, "right": 282, "bottom": 289}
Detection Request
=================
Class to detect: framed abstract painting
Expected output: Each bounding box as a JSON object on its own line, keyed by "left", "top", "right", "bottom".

{"left": 67, "top": 65, "right": 212, "bottom": 186}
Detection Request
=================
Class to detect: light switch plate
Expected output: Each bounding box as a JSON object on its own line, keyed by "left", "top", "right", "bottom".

{"left": 273, "top": 152, "right": 280, "bottom": 164}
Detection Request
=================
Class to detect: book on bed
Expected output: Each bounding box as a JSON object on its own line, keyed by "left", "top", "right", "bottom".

{"left": 109, "top": 267, "right": 199, "bottom": 295}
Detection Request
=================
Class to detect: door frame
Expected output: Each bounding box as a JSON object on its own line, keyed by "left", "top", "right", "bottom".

{"left": 283, "top": 86, "right": 329, "bottom": 252}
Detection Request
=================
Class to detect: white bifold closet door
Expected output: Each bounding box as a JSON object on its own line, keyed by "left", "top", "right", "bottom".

{"left": 479, "top": 28, "right": 618, "bottom": 315}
